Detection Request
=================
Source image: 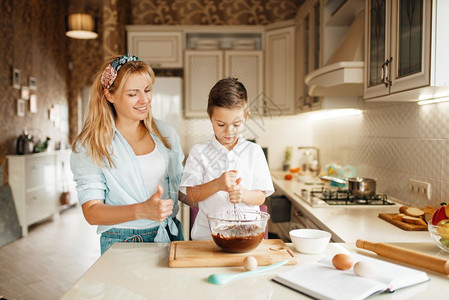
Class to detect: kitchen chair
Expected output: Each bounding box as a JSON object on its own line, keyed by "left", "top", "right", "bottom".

{"left": 189, "top": 204, "right": 269, "bottom": 240}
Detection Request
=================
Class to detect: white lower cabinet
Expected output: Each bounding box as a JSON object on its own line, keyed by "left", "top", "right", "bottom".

{"left": 7, "top": 150, "right": 76, "bottom": 236}
{"left": 25, "top": 187, "right": 55, "bottom": 225}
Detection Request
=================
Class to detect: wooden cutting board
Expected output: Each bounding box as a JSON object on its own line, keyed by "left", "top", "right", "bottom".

{"left": 168, "top": 239, "right": 296, "bottom": 268}
{"left": 378, "top": 213, "right": 428, "bottom": 231}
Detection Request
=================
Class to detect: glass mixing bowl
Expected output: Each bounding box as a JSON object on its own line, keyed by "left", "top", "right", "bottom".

{"left": 207, "top": 210, "right": 270, "bottom": 253}
{"left": 428, "top": 223, "right": 449, "bottom": 252}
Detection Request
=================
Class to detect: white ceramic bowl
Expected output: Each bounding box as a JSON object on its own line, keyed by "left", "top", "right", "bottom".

{"left": 289, "top": 229, "right": 331, "bottom": 254}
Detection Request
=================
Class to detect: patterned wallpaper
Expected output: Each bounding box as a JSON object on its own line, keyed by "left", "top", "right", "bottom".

{"left": 0, "top": 0, "right": 303, "bottom": 184}
{"left": 103, "top": 0, "right": 129, "bottom": 58}
{"left": 66, "top": 0, "right": 104, "bottom": 143}
{"left": 0, "top": 0, "right": 69, "bottom": 184}
{"left": 130, "top": 0, "right": 303, "bottom": 25}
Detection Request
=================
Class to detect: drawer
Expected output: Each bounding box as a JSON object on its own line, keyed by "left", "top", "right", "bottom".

{"left": 25, "top": 156, "right": 56, "bottom": 189}
{"left": 25, "top": 187, "right": 56, "bottom": 225}
{"left": 291, "top": 204, "right": 321, "bottom": 230}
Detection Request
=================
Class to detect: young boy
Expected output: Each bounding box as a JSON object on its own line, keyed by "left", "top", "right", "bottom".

{"left": 179, "top": 78, "right": 274, "bottom": 240}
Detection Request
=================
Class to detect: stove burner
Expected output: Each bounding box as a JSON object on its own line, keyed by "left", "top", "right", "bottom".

{"left": 310, "top": 187, "right": 395, "bottom": 205}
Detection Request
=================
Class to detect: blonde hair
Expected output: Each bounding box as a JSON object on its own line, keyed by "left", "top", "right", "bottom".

{"left": 72, "top": 55, "right": 171, "bottom": 167}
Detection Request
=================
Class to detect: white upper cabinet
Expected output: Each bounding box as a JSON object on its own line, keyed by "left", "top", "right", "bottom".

{"left": 165, "top": 27, "right": 265, "bottom": 118}
{"left": 127, "top": 27, "right": 183, "bottom": 68}
{"left": 364, "top": 0, "right": 449, "bottom": 101}
{"left": 265, "top": 25, "right": 297, "bottom": 115}
{"left": 184, "top": 50, "right": 263, "bottom": 118}
{"left": 184, "top": 50, "right": 223, "bottom": 118}
{"left": 225, "top": 51, "right": 264, "bottom": 115}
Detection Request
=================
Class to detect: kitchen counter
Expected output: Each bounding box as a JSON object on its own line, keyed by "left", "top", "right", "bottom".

{"left": 62, "top": 242, "right": 449, "bottom": 299}
{"left": 271, "top": 171, "right": 432, "bottom": 243}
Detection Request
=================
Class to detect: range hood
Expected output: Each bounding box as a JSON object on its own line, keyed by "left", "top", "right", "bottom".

{"left": 305, "top": 9, "right": 364, "bottom": 97}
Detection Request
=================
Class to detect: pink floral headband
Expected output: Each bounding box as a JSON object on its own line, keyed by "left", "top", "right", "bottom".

{"left": 100, "top": 54, "right": 140, "bottom": 89}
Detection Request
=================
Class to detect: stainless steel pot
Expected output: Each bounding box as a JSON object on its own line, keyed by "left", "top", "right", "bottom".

{"left": 347, "top": 177, "right": 376, "bottom": 198}
{"left": 319, "top": 176, "right": 377, "bottom": 198}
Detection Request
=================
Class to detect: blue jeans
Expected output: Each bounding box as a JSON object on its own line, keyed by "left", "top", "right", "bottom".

{"left": 100, "top": 217, "right": 184, "bottom": 255}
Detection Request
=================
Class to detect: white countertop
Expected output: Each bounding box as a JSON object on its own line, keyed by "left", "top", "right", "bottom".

{"left": 62, "top": 242, "right": 449, "bottom": 299}
{"left": 271, "top": 171, "right": 432, "bottom": 244}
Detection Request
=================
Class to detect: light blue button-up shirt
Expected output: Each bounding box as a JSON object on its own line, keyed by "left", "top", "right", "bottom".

{"left": 70, "top": 119, "right": 184, "bottom": 242}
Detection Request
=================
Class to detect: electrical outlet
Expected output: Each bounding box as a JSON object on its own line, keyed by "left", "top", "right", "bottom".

{"left": 408, "top": 179, "right": 431, "bottom": 200}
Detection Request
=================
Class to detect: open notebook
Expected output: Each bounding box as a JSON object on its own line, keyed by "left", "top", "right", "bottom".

{"left": 273, "top": 253, "right": 429, "bottom": 300}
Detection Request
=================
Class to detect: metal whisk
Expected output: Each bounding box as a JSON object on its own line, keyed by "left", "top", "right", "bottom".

{"left": 226, "top": 160, "right": 244, "bottom": 220}
{"left": 232, "top": 203, "right": 244, "bottom": 220}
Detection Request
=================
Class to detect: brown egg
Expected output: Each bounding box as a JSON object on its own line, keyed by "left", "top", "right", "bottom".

{"left": 332, "top": 253, "right": 354, "bottom": 270}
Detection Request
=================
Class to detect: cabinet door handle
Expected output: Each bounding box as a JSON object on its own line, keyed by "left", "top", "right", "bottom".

{"left": 382, "top": 57, "right": 393, "bottom": 87}
{"left": 386, "top": 57, "right": 393, "bottom": 87}
{"left": 381, "top": 62, "right": 386, "bottom": 85}
{"left": 294, "top": 210, "right": 304, "bottom": 218}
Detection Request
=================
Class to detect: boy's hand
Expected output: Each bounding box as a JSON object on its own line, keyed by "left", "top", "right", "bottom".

{"left": 140, "top": 184, "right": 174, "bottom": 222}
{"left": 219, "top": 170, "right": 238, "bottom": 192}
{"left": 229, "top": 177, "right": 243, "bottom": 203}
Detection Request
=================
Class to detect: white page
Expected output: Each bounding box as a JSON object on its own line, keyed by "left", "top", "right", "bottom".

{"left": 318, "top": 254, "right": 429, "bottom": 291}
{"left": 274, "top": 253, "right": 429, "bottom": 300}
{"left": 274, "top": 262, "right": 386, "bottom": 300}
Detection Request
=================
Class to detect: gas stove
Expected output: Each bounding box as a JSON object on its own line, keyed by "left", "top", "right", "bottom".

{"left": 295, "top": 186, "right": 398, "bottom": 207}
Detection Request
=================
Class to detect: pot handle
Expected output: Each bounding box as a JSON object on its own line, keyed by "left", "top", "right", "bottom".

{"left": 318, "top": 175, "right": 347, "bottom": 185}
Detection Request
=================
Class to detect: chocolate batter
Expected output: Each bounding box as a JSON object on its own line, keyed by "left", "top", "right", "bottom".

{"left": 212, "top": 229, "right": 264, "bottom": 253}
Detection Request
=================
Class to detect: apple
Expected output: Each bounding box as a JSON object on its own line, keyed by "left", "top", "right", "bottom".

{"left": 436, "top": 219, "right": 449, "bottom": 239}
{"left": 440, "top": 238, "right": 449, "bottom": 248}
{"left": 432, "top": 203, "right": 448, "bottom": 225}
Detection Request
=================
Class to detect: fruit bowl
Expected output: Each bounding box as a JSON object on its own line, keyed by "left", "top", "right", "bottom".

{"left": 207, "top": 210, "right": 269, "bottom": 253}
{"left": 428, "top": 223, "right": 449, "bottom": 252}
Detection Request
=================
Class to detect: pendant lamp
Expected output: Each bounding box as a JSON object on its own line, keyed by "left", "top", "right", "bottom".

{"left": 65, "top": 13, "right": 98, "bottom": 39}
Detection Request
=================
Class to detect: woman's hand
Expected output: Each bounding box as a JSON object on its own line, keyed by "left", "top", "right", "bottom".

{"left": 138, "top": 185, "right": 174, "bottom": 222}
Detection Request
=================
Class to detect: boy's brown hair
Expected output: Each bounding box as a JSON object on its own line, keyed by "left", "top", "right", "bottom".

{"left": 207, "top": 78, "right": 249, "bottom": 117}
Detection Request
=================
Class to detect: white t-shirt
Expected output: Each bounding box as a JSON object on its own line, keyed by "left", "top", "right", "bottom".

{"left": 179, "top": 136, "right": 274, "bottom": 240}
{"left": 135, "top": 144, "right": 167, "bottom": 198}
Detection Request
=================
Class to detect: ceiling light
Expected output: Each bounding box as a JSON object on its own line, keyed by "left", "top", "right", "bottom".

{"left": 65, "top": 13, "right": 98, "bottom": 39}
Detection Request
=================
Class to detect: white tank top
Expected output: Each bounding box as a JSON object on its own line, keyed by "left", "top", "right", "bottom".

{"left": 136, "top": 144, "right": 167, "bottom": 197}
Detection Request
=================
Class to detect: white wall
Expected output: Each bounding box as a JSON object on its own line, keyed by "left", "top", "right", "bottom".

{"left": 181, "top": 114, "right": 313, "bottom": 169}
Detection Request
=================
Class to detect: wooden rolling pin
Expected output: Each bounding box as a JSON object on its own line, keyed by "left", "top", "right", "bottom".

{"left": 356, "top": 239, "right": 449, "bottom": 275}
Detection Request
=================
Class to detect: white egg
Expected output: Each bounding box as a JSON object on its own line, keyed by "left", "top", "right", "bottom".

{"left": 243, "top": 256, "right": 258, "bottom": 271}
{"left": 353, "top": 261, "right": 377, "bottom": 278}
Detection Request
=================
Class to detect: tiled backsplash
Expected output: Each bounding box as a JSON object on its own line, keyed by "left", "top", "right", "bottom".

{"left": 313, "top": 101, "right": 449, "bottom": 208}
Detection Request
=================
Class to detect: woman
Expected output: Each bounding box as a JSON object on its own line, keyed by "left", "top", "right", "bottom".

{"left": 71, "top": 54, "right": 184, "bottom": 254}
